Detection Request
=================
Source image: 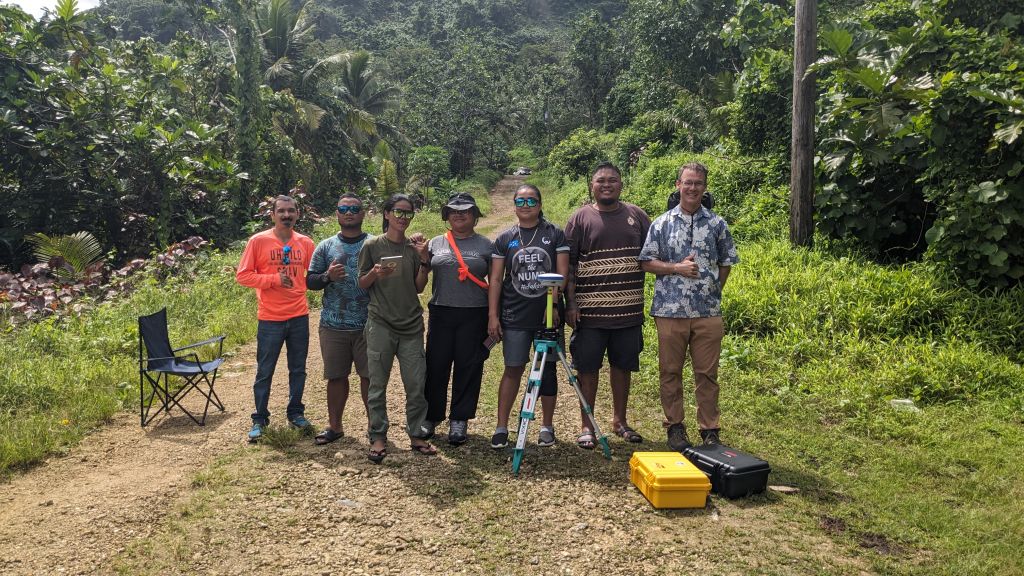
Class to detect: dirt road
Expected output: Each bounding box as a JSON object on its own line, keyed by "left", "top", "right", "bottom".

{"left": 0, "top": 176, "right": 869, "bottom": 575}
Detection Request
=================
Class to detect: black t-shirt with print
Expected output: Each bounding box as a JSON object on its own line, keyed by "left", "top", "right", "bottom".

{"left": 492, "top": 220, "right": 569, "bottom": 331}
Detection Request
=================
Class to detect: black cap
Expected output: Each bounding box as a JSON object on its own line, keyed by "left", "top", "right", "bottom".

{"left": 441, "top": 192, "right": 483, "bottom": 220}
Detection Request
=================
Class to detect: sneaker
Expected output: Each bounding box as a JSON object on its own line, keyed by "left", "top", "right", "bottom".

{"left": 448, "top": 420, "right": 468, "bottom": 446}
{"left": 490, "top": 430, "right": 509, "bottom": 449}
{"left": 289, "top": 416, "right": 313, "bottom": 430}
{"left": 419, "top": 420, "right": 437, "bottom": 440}
{"left": 667, "top": 423, "right": 691, "bottom": 452}
{"left": 537, "top": 427, "right": 556, "bottom": 447}
{"left": 247, "top": 422, "right": 264, "bottom": 443}
{"left": 700, "top": 428, "right": 721, "bottom": 446}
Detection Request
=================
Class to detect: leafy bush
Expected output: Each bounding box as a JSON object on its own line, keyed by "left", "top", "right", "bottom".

{"left": 725, "top": 241, "right": 1024, "bottom": 365}
{"left": 814, "top": 11, "right": 1024, "bottom": 287}
{"left": 407, "top": 145, "right": 450, "bottom": 186}
{"left": 505, "top": 146, "right": 544, "bottom": 172}
{"left": 0, "top": 10, "right": 247, "bottom": 266}
{"left": 546, "top": 128, "right": 616, "bottom": 181}
{"left": 627, "top": 151, "right": 784, "bottom": 235}
{"left": 729, "top": 48, "right": 792, "bottom": 155}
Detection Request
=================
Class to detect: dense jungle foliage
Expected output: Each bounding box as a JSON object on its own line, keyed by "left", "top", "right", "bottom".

{"left": 1, "top": 0, "right": 1022, "bottom": 286}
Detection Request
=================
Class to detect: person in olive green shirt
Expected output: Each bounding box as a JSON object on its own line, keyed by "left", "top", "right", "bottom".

{"left": 357, "top": 194, "right": 435, "bottom": 463}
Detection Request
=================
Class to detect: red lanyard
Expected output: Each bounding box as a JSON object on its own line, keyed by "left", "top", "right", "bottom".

{"left": 446, "top": 231, "right": 488, "bottom": 290}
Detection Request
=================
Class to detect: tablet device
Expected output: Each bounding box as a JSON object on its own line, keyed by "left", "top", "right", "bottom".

{"left": 380, "top": 255, "right": 403, "bottom": 276}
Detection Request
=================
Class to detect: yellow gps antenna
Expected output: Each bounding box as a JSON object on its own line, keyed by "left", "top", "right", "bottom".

{"left": 538, "top": 273, "right": 561, "bottom": 329}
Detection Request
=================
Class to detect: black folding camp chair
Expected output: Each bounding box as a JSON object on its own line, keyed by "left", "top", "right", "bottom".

{"left": 138, "top": 308, "right": 225, "bottom": 427}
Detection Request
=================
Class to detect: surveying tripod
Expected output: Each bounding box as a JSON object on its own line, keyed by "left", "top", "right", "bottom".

{"left": 512, "top": 273, "right": 612, "bottom": 475}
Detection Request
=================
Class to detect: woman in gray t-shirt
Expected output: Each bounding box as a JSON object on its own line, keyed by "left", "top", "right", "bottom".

{"left": 422, "top": 193, "right": 493, "bottom": 445}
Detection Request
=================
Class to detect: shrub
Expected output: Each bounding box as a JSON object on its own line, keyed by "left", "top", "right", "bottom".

{"left": 407, "top": 145, "right": 450, "bottom": 186}
{"left": 505, "top": 146, "right": 545, "bottom": 172}
{"left": 814, "top": 13, "right": 1024, "bottom": 287}
{"left": 627, "top": 150, "right": 784, "bottom": 237}
{"left": 730, "top": 48, "right": 792, "bottom": 155}
{"left": 725, "top": 241, "right": 1024, "bottom": 364}
{"left": 546, "top": 128, "right": 616, "bottom": 182}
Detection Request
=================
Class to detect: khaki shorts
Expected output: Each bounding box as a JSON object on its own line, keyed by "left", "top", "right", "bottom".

{"left": 319, "top": 326, "right": 369, "bottom": 380}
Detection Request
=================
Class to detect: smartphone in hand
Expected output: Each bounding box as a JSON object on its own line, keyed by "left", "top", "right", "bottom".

{"left": 483, "top": 333, "right": 501, "bottom": 350}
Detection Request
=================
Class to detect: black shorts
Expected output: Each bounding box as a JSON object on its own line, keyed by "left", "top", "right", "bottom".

{"left": 569, "top": 325, "right": 643, "bottom": 373}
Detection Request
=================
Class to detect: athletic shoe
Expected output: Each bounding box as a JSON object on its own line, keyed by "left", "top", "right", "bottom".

{"left": 667, "top": 423, "right": 691, "bottom": 451}
{"left": 538, "top": 427, "right": 556, "bottom": 447}
{"left": 289, "top": 416, "right": 313, "bottom": 430}
{"left": 419, "top": 420, "right": 436, "bottom": 440}
{"left": 490, "top": 430, "right": 509, "bottom": 449}
{"left": 448, "top": 420, "right": 468, "bottom": 445}
{"left": 247, "top": 423, "right": 264, "bottom": 443}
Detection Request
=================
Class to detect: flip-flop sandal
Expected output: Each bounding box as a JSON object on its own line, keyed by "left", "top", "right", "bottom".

{"left": 614, "top": 425, "right": 643, "bottom": 443}
{"left": 410, "top": 442, "right": 438, "bottom": 456}
{"left": 576, "top": 432, "right": 596, "bottom": 450}
{"left": 367, "top": 446, "right": 387, "bottom": 463}
{"left": 314, "top": 428, "right": 344, "bottom": 445}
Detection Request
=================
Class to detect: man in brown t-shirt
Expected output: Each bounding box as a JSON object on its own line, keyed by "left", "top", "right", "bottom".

{"left": 565, "top": 162, "right": 651, "bottom": 449}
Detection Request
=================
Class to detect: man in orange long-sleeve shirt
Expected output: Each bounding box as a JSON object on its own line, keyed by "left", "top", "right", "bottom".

{"left": 236, "top": 195, "right": 317, "bottom": 442}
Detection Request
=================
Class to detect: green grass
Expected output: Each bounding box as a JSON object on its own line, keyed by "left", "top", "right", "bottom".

{"left": 0, "top": 248, "right": 256, "bottom": 474}
{"left": 530, "top": 167, "right": 1024, "bottom": 574}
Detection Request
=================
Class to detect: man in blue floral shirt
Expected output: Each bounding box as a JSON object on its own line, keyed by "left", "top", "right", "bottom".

{"left": 639, "top": 162, "right": 739, "bottom": 451}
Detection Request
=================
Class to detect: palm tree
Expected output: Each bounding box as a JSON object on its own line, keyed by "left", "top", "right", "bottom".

{"left": 255, "top": 0, "right": 314, "bottom": 91}
{"left": 305, "top": 50, "right": 408, "bottom": 156}
{"left": 254, "top": 0, "right": 406, "bottom": 153}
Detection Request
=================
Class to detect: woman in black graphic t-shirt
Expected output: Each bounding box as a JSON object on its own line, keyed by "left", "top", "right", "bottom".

{"left": 486, "top": 184, "right": 569, "bottom": 450}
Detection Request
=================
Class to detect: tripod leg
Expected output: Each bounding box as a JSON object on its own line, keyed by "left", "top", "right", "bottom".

{"left": 512, "top": 341, "right": 549, "bottom": 475}
{"left": 555, "top": 348, "right": 612, "bottom": 460}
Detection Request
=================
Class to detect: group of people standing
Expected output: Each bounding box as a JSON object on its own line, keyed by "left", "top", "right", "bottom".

{"left": 235, "top": 160, "right": 738, "bottom": 463}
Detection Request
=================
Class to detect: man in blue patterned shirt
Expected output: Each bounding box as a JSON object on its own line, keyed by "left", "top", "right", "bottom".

{"left": 306, "top": 193, "right": 371, "bottom": 445}
{"left": 639, "top": 162, "right": 739, "bottom": 451}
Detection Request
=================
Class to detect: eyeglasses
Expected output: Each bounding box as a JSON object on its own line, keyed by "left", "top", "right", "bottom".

{"left": 391, "top": 209, "right": 415, "bottom": 220}
{"left": 514, "top": 197, "right": 539, "bottom": 208}
{"left": 282, "top": 245, "right": 292, "bottom": 265}
{"left": 680, "top": 180, "right": 707, "bottom": 187}
{"left": 449, "top": 208, "right": 472, "bottom": 216}
{"left": 337, "top": 205, "right": 362, "bottom": 214}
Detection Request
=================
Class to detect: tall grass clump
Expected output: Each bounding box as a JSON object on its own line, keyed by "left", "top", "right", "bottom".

{"left": 727, "top": 241, "right": 1024, "bottom": 365}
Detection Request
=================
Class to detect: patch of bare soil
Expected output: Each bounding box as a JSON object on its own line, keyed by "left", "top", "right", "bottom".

{"left": 0, "top": 177, "right": 872, "bottom": 575}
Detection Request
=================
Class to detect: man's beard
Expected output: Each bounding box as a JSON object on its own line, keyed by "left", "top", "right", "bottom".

{"left": 341, "top": 222, "right": 362, "bottom": 232}
{"left": 596, "top": 196, "right": 617, "bottom": 206}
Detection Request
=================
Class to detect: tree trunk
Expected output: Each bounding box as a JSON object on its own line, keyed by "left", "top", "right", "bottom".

{"left": 789, "top": 0, "right": 816, "bottom": 247}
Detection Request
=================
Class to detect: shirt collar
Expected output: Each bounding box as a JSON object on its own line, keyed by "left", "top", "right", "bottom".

{"left": 670, "top": 204, "right": 709, "bottom": 221}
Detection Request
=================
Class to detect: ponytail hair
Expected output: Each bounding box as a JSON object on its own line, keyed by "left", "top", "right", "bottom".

{"left": 381, "top": 193, "right": 414, "bottom": 232}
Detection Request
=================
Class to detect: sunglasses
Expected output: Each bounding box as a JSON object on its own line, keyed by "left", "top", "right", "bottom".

{"left": 448, "top": 208, "right": 472, "bottom": 216}
{"left": 282, "top": 245, "right": 292, "bottom": 265}
{"left": 337, "top": 205, "right": 362, "bottom": 214}
{"left": 514, "top": 197, "right": 539, "bottom": 208}
{"left": 391, "top": 209, "right": 415, "bottom": 220}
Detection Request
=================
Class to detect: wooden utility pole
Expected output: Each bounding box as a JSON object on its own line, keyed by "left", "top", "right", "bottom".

{"left": 789, "top": 0, "right": 816, "bottom": 247}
